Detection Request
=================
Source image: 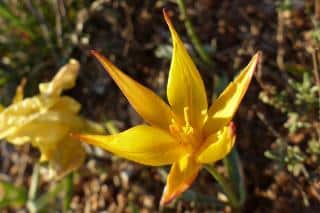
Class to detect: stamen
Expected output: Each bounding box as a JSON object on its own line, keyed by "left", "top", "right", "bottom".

{"left": 168, "top": 108, "right": 199, "bottom": 153}
{"left": 183, "top": 107, "right": 191, "bottom": 127}
{"left": 169, "top": 118, "right": 180, "bottom": 137}
{"left": 201, "top": 109, "right": 208, "bottom": 123}
{"left": 182, "top": 125, "right": 193, "bottom": 135}
{"left": 182, "top": 107, "right": 194, "bottom": 135}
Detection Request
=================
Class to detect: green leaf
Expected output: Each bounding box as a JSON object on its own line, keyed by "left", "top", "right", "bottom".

{"left": 0, "top": 181, "right": 27, "bottom": 208}
{"left": 0, "top": 4, "right": 35, "bottom": 38}
{"left": 223, "top": 148, "right": 246, "bottom": 206}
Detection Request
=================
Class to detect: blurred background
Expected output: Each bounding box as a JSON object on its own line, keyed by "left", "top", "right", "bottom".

{"left": 0, "top": 0, "right": 320, "bottom": 212}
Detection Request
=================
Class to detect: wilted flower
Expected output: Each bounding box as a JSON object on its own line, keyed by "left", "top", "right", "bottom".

{"left": 0, "top": 59, "right": 102, "bottom": 179}
{"left": 73, "top": 11, "right": 260, "bottom": 204}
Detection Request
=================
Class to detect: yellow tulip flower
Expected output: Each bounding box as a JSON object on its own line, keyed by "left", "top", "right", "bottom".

{"left": 0, "top": 59, "right": 102, "bottom": 179}
{"left": 73, "top": 10, "right": 260, "bottom": 204}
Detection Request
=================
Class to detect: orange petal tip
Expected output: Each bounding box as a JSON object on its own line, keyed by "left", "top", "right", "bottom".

{"left": 162, "top": 8, "right": 173, "bottom": 28}
{"left": 90, "top": 50, "right": 115, "bottom": 68}
{"left": 69, "top": 132, "right": 86, "bottom": 142}
{"left": 256, "top": 50, "right": 262, "bottom": 59}
{"left": 160, "top": 169, "right": 199, "bottom": 206}
{"left": 162, "top": 8, "right": 169, "bottom": 19}
{"left": 160, "top": 193, "right": 178, "bottom": 206}
{"left": 90, "top": 49, "right": 101, "bottom": 58}
{"left": 253, "top": 51, "right": 262, "bottom": 67}
{"left": 160, "top": 195, "right": 173, "bottom": 206}
{"left": 160, "top": 181, "right": 193, "bottom": 206}
{"left": 244, "top": 51, "right": 262, "bottom": 82}
{"left": 228, "top": 121, "right": 236, "bottom": 137}
{"left": 160, "top": 187, "right": 182, "bottom": 206}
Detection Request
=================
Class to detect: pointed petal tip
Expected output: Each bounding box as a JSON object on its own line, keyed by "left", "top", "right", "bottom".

{"left": 252, "top": 50, "right": 261, "bottom": 64}
{"left": 160, "top": 157, "right": 201, "bottom": 206}
{"left": 69, "top": 132, "right": 82, "bottom": 140}
{"left": 20, "top": 77, "right": 27, "bottom": 87}
{"left": 162, "top": 8, "right": 174, "bottom": 29}
{"left": 256, "top": 50, "right": 263, "bottom": 58}
{"left": 159, "top": 185, "right": 188, "bottom": 206}
{"left": 253, "top": 51, "right": 262, "bottom": 67}
{"left": 160, "top": 192, "right": 174, "bottom": 206}
{"left": 159, "top": 177, "right": 196, "bottom": 206}
{"left": 245, "top": 51, "right": 262, "bottom": 80}
{"left": 256, "top": 51, "right": 263, "bottom": 68}
{"left": 69, "top": 132, "right": 93, "bottom": 143}
{"left": 90, "top": 50, "right": 104, "bottom": 60}
{"left": 90, "top": 50, "right": 115, "bottom": 72}
{"left": 69, "top": 132, "right": 103, "bottom": 147}
{"left": 228, "top": 121, "right": 236, "bottom": 136}
{"left": 162, "top": 8, "right": 168, "bottom": 15}
{"left": 90, "top": 49, "right": 99, "bottom": 56}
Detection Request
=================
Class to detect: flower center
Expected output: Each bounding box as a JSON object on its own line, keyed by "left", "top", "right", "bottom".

{"left": 169, "top": 107, "right": 202, "bottom": 153}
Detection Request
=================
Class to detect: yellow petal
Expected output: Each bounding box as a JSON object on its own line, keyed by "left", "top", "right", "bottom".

{"left": 0, "top": 96, "right": 56, "bottom": 140}
{"left": 0, "top": 59, "right": 87, "bottom": 179}
{"left": 203, "top": 52, "right": 261, "bottom": 136}
{"left": 32, "top": 111, "right": 86, "bottom": 131}
{"left": 84, "top": 120, "right": 106, "bottom": 134}
{"left": 92, "top": 51, "right": 174, "bottom": 131}
{"left": 12, "top": 78, "right": 27, "bottom": 104}
{"left": 7, "top": 122, "right": 69, "bottom": 146}
{"left": 73, "top": 125, "right": 185, "bottom": 166}
{"left": 51, "top": 96, "right": 81, "bottom": 114}
{"left": 49, "top": 137, "right": 86, "bottom": 179}
{"left": 0, "top": 105, "right": 4, "bottom": 113}
{"left": 4, "top": 111, "right": 86, "bottom": 179}
{"left": 32, "top": 124, "right": 70, "bottom": 157}
{"left": 164, "top": 10, "right": 208, "bottom": 129}
{"left": 39, "top": 59, "right": 79, "bottom": 96}
{"left": 160, "top": 154, "right": 201, "bottom": 205}
{"left": 197, "top": 122, "right": 236, "bottom": 163}
{"left": 0, "top": 96, "right": 82, "bottom": 141}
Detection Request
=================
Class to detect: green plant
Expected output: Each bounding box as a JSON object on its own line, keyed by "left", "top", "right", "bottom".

{"left": 0, "top": 0, "right": 90, "bottom": 104}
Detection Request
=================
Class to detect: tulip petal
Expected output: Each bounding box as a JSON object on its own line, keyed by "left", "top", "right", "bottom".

{"left": 51, "top": 96, "right": 81, "bottom": 114}
{"left": 0, "top": 96, "right": 83, "bottom": 141}
{"left": 7, "top": 122, "right": 69, "bottom": 146}
{"left": 92, "top": 51, "right": 174, "bottom": 131}
{"left": 5, "top": 109, "right": 85, "bottom": 145}
{"left": 0, "top": 96, "right": 56, "bottom": 140}
{"left": 39, "top": 59, "right": 79, "bottom": 97}
{"left": 0, "top": 59, "right": 87, "bottom": 180}
{"left": 12, "top": 78, "right": 26, "bottom": 104}
{"left": 49, "top": 137, "right": 86, "bottom": 179}
{"left": 203, "top": 52, "right": 260, "bottom": 136}
{"left": 163, "top": 10, "right": 208, "bottom": 129}
{"left": 73, "top": 125, "right": 185, "bottom": 166}
{"left": 197, "top": 122, "right": 236, "bottom": 163}
{"left": 160, "top": 154, "right": 201, "bottom": 205}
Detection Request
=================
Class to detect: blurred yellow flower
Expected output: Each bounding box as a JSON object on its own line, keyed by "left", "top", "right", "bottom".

{"left": 0, "top": 59, "right": 102, "bottom": 179}
{"left": 73, "top": 11, "right": 260, "bottom": 204}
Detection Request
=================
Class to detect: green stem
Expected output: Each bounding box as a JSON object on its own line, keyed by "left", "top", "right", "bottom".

{"left": 223, "top": 148, "right": 246, "bottom": 206}
{"left": 105, "top": 120, "right": 119, "bottom": 134}
{"left": 0, "top": 4, "right": 36, "bottom": 38}
{"left": 204, "top": 164, "right": 241, "bottom": 209}
{"left": 313, "top": 0, "right": 320, "bottom": 141}
{"left": 176, "top": 0, "right": 214, "bottom": 66}
{"left": 28, "top": 163, "right": 40, "bottom": 201}
{"left": 63, "top": 173, "right": 73, "bottom": 212}
{"left": 27, "top": 179, "right": 65, "bottom": 213}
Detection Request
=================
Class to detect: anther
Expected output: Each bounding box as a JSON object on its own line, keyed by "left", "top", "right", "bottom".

{"left": 182, "top": 107, "right": 194, "bottom": 135}
{"left": 183, "top": 107, "right": 191, "bottom": 127}
{"left": 169, "top": 118, "right": 180, "bottom": 138}
{"left": 201, "top": 109, "right": 208, "bottom": 123}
